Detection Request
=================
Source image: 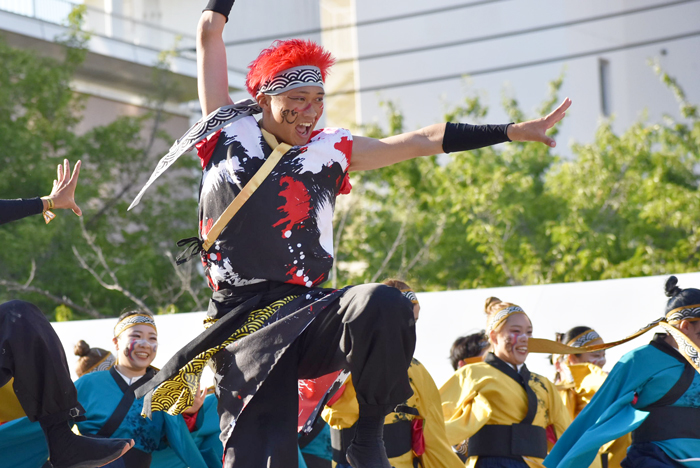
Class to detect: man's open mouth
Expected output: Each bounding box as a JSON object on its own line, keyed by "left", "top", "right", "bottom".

{"left": 296, "top": 122, "right": 312, "bottom": 138}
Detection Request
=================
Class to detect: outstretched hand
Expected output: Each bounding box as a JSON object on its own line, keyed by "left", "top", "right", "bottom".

{"left": 45, "top": 159, "right": 82, "bottom": 216}
{"left": 506, "top": 98, "right": 572, "bottom": 148}
{"left": 183, "top": 385, "right": 207, "bottom": 415}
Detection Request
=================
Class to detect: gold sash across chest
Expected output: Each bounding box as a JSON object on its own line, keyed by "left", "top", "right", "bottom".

{"left": 202, "top": 129, "right": 292, "bottom": 251}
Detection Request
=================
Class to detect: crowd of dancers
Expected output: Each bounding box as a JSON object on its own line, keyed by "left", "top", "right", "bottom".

{"left": 2, "top": 276, "right": 699, "bottom": 468}
{"left": 1, "top": 0, "right": 699, "bottom": 467}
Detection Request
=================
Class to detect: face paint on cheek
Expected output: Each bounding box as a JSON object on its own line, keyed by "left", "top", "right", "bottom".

{"left": 590, "top": 357, "right": 606, "bottom": 368}
{"left": 124, "top": 341, "right": 136, "bottom": 361}
{"left": 508, "top": 333, "right": 529, "bottom": 353}
{"left": 506, "top": 333, "right": 517, "bottom": 352}
{"left": 123, "top": 339, "right": 156, "bottom": 361}
{"left": 281, "top": 109, "right": 299, "bottom": 124}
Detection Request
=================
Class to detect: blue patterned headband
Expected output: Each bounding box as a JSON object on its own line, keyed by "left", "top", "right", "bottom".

{"left": 114, "top": 313, "right": 157, "bottom": 337}
{"left": 486, "top": 306, "right": 526, "bottom": 333}
{"left": 566, "top": 329, "right": 601, "bottom": 348}
{"left": 401, "top": 289, "right": 419, "bottom": 305}
{"left": 666, "top": 304, "right": 700, "bottom": 324}
{"left": 258, "top": 66, "right": 324, "bottom": 95}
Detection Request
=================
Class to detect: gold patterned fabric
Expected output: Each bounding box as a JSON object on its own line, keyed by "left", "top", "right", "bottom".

{"left": 85, "top": 352, "right": 116, "bottom": 375}
{"left": 145, "top": 295, "right": 298, "bottom": 417}
{"left": 529, "top": 320, "right": 700, "bottom": 374}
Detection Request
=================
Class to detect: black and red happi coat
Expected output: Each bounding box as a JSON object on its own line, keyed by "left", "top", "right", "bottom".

{"left": 137, "top": 116, "right": 354, "bottom": 436}
{"left": 196, "top": 116, "right": 353, "bottom": 291}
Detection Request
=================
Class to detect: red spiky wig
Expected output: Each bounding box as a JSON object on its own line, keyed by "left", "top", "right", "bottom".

{"left": 245, "top": 39, "right": 336, "bottom": 97}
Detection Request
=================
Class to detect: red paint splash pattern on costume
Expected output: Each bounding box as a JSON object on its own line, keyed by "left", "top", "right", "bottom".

{"left": 334, "top": 136, "right": 353, "bottom": 194}
{"left": 334, "top": 136, "right": 352, "bottom": 161}
{"left": 273, "top": 176, "right": 312, "bottom": 236}
{"left": 200, "top": 218, "right": 214, "bottom": 237}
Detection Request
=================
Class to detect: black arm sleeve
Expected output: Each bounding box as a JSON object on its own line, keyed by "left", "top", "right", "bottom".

{"left": 203, "top": 0, "right": 235, "bottom": 22}
{"left": 442, "top": 122, "right": 512, "bottom": 154}
{"left": 0, "top": 198, "right": 43, "bottom": 225}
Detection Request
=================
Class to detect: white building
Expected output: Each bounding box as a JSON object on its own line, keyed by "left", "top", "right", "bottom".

{"left": 3, "top": 0, "right": 697, "bottom": 151}
{"left": 323, "top": 0, "right": 700, "bottom": 152}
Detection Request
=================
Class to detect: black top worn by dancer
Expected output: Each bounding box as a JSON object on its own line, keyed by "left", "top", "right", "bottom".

{"left": 0, "top": 161, "right": 135, "bottom": 468}
{"left": 0, "top": 198, "right": 44, "bottom": 224}
{"left": 130, "top": 2, "right": 572, "bottom": 468}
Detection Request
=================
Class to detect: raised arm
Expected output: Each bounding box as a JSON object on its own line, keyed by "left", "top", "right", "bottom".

{"left": 197, "top": 2, "right": 236, "bottom": 116}
{"left": 349, "top": 98, "right": 571, "bottom": 172}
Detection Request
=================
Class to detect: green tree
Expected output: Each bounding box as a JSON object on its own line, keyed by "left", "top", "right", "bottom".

{"left": 0, "top": 8, "right": 206, "bottom": 319}
{"left": 332, "top": 70, "right": 700, "bottom": 290}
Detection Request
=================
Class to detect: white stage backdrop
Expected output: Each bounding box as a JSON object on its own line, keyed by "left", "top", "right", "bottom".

{"left": 51, "top": 272, "right": 700, "bottom": 389}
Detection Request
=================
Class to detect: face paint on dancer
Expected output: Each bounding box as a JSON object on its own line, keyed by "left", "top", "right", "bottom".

{"left": 568, "top": 344, "right": 606, "bottom": 369}
{"left": 557, "top": 328, "right": 607, "bottom": 370}
{"left": 260, "top": 86, "right": 325, "bottom": 146}
{"left": 113, "top": 324, "right": 158, "bottom": 375}
{"left": 488, "top": 313, "right": 532, "bottom": 368}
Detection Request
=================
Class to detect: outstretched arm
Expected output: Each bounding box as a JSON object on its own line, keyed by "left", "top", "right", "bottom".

{"left": 197, "top": 2, "right": 235, "bottom": 116}
{"left": 0, "top": 159, "right": 82, "bottom": 225}
{"left": 349, "top": 98, "right": 571, "bottom": 172}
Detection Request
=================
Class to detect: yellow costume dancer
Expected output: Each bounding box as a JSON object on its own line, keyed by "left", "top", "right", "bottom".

{"left": 553, "top": 327, "right": 630, "bottom": 468}
{"left": 323, "top": 358, "right": 463, "bottom": 468}
{"left": 322, "top": 279, "right": 463, "bottom": 468}
{"left": 441, "top": 297, "right": 570, "bottom": 468}
{"left": 0, "top": 379, "right": 24, "bottom": 423}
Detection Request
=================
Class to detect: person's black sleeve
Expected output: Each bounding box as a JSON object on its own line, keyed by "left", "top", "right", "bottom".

{"left": 442, "top": 122, "right": 512, "bottom": 153}
{"left": 0, "top": 198, "right": 44, "bottom": 225}
{"left": 203, "top": 0, "right": 235, "bottom": 21}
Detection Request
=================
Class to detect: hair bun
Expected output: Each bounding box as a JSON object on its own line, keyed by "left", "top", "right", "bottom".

{"left": 665, "top": 276, "right": 682, "bottom": 298}
{"left": 74, "top": 340, "right": 91, "bottom": 357}
{"left": 484, "top": 296, "right": 502, "bottom": 314}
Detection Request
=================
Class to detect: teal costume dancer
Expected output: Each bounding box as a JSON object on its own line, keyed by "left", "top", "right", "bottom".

{"left": 151, "top": 393, "right": 224, "bottom": 468}
{"left": 0, "top": 368, "right": 213, "bottom": 468}
{"left": 74, "top": 367, "right": 211, "bottom": 467}
{"left": 545, "top": 277, "right": 700, "bottom": 468}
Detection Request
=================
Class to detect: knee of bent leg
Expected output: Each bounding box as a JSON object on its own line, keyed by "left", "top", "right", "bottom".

{"left": 0, "top": 300, "right": 44, "bottom": 324}
{"left": 360, "top": 283, "right": 415, "bottom": 328}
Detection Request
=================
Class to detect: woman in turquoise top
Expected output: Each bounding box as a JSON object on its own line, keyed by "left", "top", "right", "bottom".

{"left": 544, "top": 276, "right": 700, "bottom": 468}
{"left": 0, "top": 310, "right": 212, "bottom": 468}
{"left": 74, "top": 309, "right": 211, "bottom": 468}
{"left": 151, "top": 391, "right": 224, "bottom": 468}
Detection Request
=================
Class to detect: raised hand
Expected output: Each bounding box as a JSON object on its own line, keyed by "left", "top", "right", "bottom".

{"left": 507, "top": 98, "right": 572, "bottom": 148}
{"left": 44, "top": 159, "right": 82, "bottom": 216}
{"left": 183, "top": 385, "right": 207, "bottom": 415}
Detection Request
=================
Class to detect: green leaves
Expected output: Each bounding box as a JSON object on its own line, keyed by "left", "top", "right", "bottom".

{"left": 332, "top": 69, "right": 700, "bottom": 291}
{"left": 0, "top": 20, "right": 205, "bottom": 319}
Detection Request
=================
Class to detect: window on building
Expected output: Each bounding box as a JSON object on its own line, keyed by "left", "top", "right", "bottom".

{"left": 599, "top": 58, "right": 611, "bottom": 117}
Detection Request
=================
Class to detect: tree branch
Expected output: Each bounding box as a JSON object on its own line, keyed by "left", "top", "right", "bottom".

{"left": 73, "top": 219, "right": 155, "bottom": 315}
{"left": 165, "top": 251, "right": 205, "bottom": 310}
{"left": 371, "top": 216, "right": 408, "bottom": 283}
{"left": 0, "top": 259, "right": 104, "bottom": 318}
{"left": 400, "top": 215, "right": 447, "bottom": 275}
{"left": 85, "top": 96, "right": 167, "bottom": 229}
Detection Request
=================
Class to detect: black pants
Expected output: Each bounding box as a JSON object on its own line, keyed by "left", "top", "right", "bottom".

{"left": 218, "top": 283, "right": 416, "bottom": 468}
{"left": 0, "top": 300, "right": 82, "bottom": 423}
{"left": 622, "top": 442, "right": 686, "bottom": 468}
